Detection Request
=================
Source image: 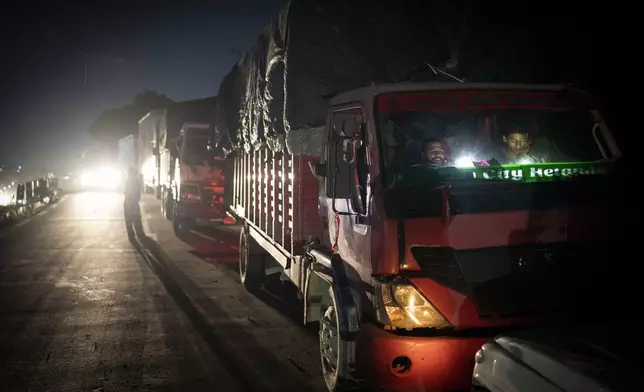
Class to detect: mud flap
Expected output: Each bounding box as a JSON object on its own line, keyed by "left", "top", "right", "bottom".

{"left": 329, "top": 255, "right": 359, "bottom": 342}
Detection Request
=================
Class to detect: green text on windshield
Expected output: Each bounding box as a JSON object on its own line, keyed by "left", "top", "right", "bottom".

{"left": 376, "top": 89, "right": 612, "bottom": 187}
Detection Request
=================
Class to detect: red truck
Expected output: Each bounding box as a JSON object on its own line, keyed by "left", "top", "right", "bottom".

{"left": 216, "top": 2, "right": 624, "bottom": 391}
{"left": 227, "top": 83, "right": 622, "bottom": 391}
{"left": 139, "top": 97, "right": 226, "bottom": 236}
{"left": 161, "top": 122, "right": 227, "bottom": 235}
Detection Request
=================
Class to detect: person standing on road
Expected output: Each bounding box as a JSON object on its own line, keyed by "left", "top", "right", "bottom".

{"left": 124, "top": 167, "right": 145, "bottom": 240}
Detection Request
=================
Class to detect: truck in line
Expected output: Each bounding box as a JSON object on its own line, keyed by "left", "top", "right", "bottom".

{"left": 138, "top": 110, "right": 162, "bottom": 195}
{"left": 76, "top": 140, "right": 123, "bottom": 192}
{"left": 138, "top": 97, "right": 226, "bottom": 236}
{"left": 117, "top": 134, "right": 137, "bottom": 174}
{"left": 217, "top": 1, "right": 625, "bottom": 391}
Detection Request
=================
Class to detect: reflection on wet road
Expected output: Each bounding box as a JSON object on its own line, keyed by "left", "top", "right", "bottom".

{"left": 0, "top": 192, "right": 324, "bottom": 392}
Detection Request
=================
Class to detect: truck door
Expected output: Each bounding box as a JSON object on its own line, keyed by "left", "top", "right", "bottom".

{"left": 326, "top": 107, "right": 372, "bottom": 279}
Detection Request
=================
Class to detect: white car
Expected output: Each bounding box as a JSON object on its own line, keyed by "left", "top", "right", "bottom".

{"left": 472, "top": 329, "right": 630, "bottom": 392}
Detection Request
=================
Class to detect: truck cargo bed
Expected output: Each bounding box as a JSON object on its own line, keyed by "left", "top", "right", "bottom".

{"left": 231, "top": 149, "right": 320, "bottom": 259}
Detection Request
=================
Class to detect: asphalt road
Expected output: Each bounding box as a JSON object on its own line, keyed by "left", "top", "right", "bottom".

{"left": 0, "top": 192, "right": 326, "bottom": 392}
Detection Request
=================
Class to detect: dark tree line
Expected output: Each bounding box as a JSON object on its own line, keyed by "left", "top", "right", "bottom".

{"left": 88, "top": 90, "right": 174, "bottom": 140}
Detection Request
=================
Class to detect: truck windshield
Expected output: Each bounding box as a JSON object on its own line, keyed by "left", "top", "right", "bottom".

{"left": 183, "top": 136, "right": 223, "bottom": 166}
{"left": 376, "top": 89, "right": 611, "bottom": 189}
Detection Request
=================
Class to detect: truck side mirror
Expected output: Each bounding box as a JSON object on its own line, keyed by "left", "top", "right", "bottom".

{"left": 327, "top": 136, "right": 353, "bottom": 201}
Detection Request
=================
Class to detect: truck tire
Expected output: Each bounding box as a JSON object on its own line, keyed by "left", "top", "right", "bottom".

{"left": 320, "top": 287, "right": 362, "bottom": 392}
{"left": 172, "top": 216, "right": 192, "bottom": 237}
{"left": 160, "top": 190, "right": 166, "bottom": 217}
{"left": 239, "top": 228, "right": 265, "bottom": 292}
{"left": 172, "top": 203, "right": 192, "bottom": 237}
{"left": 162, "top": 189, "right": 173, "bottom": 221}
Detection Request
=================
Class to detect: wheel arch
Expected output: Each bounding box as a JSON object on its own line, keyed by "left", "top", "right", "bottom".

{"left": 304, "top": 250, "right": 360, "bottom": 341}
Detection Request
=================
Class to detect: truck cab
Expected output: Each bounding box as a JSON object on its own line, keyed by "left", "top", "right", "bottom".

{"left": 232, "top": 82, "right": 623, "bottom": 392}
{"left": 163, "top": 122, "right": 227, "bottom": 235}
{"left": 304, "top": 83, "right": 623, "bottom": 391}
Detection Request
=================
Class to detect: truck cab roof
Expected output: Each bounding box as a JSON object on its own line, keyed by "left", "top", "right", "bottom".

{"left": 329, "top": 82, "right": 589, "bottom": 107}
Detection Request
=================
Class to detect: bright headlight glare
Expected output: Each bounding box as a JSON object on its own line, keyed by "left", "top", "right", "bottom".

{"left": 454, "top": 155, "right": 475, "bottom": 168}
{"left": 0, "top": 192, "right": 11, "bottom": 206}
{"left": 81, "top": 172, "right": 92, "bottom": 185}
{"left": 99, "top": 167, "right": 121, "bottom": 185}
{"left": 377, "top": 282, "right": 451, "bottom": 330}
{"left": 81, "top": 167, "right": 121, "bottom": 188}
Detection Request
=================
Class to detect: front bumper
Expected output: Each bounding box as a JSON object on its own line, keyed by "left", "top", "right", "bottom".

{"left": 175, "top": 200, "right": 225, "bottom": 221}
{"left": 358, "top": 323, "right": 488, "bottom": 392}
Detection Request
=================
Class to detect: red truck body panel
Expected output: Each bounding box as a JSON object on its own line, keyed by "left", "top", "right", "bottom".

{"left": 231, "top": 149, "right": 321, "bottom": 256}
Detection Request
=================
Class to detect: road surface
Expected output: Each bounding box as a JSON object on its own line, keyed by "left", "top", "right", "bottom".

{"left": 0, "top": 192, "right": 326, "bottom": 392}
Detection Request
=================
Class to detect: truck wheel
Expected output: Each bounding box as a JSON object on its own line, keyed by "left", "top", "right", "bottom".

{"left": 172, "top": 216, "right": 192, "bottom": 237}
{"left": 163, "top": 190, "right": 173, "bottom": 221}
{"left": 160, "top": 191, "right": 166, "bottom": 216}
{"left": 172, "top": 204, "right": 192, "bottom": 237}
{"left": 239, "top": 228, "right": 264, "bottom": 292}
{"left": 320, "top": 288, "right": 361, "bottom": 391}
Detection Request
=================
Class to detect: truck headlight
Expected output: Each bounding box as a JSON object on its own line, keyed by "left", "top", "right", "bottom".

{"left": 81, "top": 172, "right": 91, "bottom": 186}
{"left": 376, "top": 281, "right": 452, "bottom": 330}
{"left": 99, "top": 167, "right": 121, "bottom": 186}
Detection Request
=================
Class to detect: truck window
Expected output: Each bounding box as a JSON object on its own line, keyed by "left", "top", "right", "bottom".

{"left": 375, "top": 89, "right": 621, "bottom": 218}
{"left": 326, "top": 108, "right": 363, "bottom": 199}
{"left": 376, "top": 90, "right": 610, "bottom": 188}
{"left": 182, "top": 136, "right": 222, "bottom": 166}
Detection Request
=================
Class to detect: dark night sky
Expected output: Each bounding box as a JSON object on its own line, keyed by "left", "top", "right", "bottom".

{"left": 0, "top": 0, "right": 285, "bottom": 173}
{"left": 0, "top": 0, "right": 638, "bottom": 174}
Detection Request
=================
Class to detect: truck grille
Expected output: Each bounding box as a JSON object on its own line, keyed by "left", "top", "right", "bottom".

{"left": 409, "top": 247, "right": 468, "bottom": 293}
{"left": 411, "top": 242, "right": 608, "bottom": 318}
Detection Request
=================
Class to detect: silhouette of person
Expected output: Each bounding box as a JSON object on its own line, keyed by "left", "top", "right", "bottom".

{"left": 124, "top": 167, "right": 145, "bottom": 240}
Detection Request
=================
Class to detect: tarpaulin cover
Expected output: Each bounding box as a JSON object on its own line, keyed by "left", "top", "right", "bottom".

{"left": 215, "top": 0, "right": 565, "bottom": 156}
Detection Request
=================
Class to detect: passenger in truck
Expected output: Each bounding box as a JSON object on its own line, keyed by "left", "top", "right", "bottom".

{"left": 503, "top": 129, "right": 532, "bottom": 160}
{"left": 422, "top": 138, "right": 451, "bottom": 166}
{"left": 486, "top": 127, "right": 550, "bottom": 165}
